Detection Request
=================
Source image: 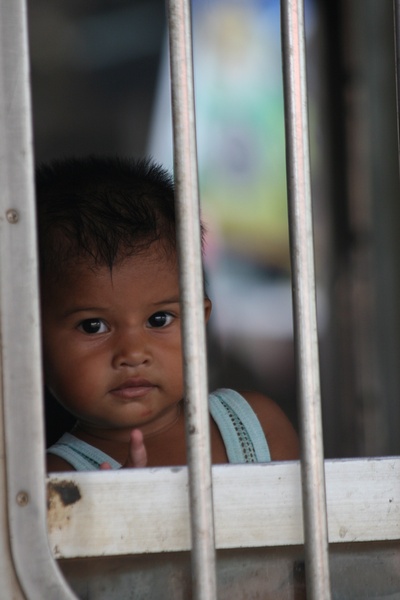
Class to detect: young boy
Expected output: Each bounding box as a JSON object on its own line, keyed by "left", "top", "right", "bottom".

{"left": 38, "top": 156, "right": 299, "bottom": 472}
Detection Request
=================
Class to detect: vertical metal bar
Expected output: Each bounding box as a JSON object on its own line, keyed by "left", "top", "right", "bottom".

{"left": 0, "top": 0, "right": 77, "bottom": 598}
{"left": 280, "top": 1, "right": 332, "bottom": 598}
{"left": 167, "top": 2, "right": 218, "bottom": 600}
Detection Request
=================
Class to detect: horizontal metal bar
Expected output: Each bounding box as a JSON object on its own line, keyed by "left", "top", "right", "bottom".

{"left": 47, "top": 458, "right": 400, "bottom": 558}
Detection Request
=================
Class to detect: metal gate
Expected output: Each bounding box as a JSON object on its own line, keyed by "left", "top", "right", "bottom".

{"left": 0, "top": 1, "right": 399, "bottom": 599}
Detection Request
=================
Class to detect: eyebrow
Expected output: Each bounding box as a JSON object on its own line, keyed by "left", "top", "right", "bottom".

{"left": 60, "top": 298, "right": 181, "bottom": 317}
{"left": 60, "top": 306, "right": 107, "bottom": 318}
{"left": 152, "top": 297, "right": 181, "bottom": 306}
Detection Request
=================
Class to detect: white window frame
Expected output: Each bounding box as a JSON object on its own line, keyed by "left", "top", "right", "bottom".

{"left": 46, "top": 457, "right": 400, "bottom": 558}
{"left": 1, "top": 1, "right": 400, "bottom": 599}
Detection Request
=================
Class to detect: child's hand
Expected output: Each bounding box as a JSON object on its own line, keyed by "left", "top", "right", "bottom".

{"left": 100, "top": 429, "right": 148, "bottom": 470}
{"left": 123, "top": 428, "right": 148, "bottom": 468}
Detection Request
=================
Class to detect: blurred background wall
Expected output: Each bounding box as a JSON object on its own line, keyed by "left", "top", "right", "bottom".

{"left": 29, "top": 0, "right": 400, "bottom": 459}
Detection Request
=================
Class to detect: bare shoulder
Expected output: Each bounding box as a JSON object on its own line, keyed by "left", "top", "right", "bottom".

{"left": 240, "top": 391, "right": 300, "bottom": 461}
{"left": 47, "top": 453, "right": 76, "bottom": 473}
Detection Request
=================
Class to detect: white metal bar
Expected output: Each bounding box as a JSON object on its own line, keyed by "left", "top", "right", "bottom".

{"left": 0, "top": 0, "right": 77, "bottom": 598}
{"left": 167, "top": 2, "right": 217, "bottom": 599}
{"left": 0, "top": 381, "right": 26, "bottom": 598}
{"left": 47, "top": 457, "right": 400, "bottom": 558}
{"left": 280, "top": 1, "right": 331, "bottom": 598}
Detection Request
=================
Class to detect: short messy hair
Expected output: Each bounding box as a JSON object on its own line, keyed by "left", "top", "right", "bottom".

{"left": 36, "top": 155, "right": 185, "bottom": 277}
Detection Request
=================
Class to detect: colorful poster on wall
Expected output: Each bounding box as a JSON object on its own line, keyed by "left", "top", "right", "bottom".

{"left": 149, "top": 0, "right": 315, "bottom": 270}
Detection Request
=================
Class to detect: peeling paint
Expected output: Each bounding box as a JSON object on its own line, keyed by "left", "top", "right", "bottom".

{"left": 48, "top": 480, "right": 82, "bottom": 506}
{"left": 47, "top": 479, "right": 82, "bottom": 537}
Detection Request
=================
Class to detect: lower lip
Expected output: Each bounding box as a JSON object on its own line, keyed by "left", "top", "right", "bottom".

{"left": 111, "top": 386, "right": 154, "bottom": 400}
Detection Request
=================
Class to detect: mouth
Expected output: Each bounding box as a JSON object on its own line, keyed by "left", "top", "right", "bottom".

{"left": 110, "top": 378, "right": 155, "bottom": 400}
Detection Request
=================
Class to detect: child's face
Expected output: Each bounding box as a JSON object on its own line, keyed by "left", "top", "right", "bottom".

{"left": 41, "top": 242, "right": 211, "bottom": 440}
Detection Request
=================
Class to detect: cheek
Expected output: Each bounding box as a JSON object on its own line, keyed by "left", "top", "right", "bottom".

{"left": 166, "top": 346, "right": 184, "bottom": 383}
{"left": 42, "top": 346, "right": 63, "bottom": 389}
{"left": 42, "top": 343, "right": 90, "bottom": 401}
{"left": 155, "top": 338, "right": 183, "bottom": 373}
{"left": 43, "top": 339, "right": 70, "bottom": 380}
{"left": 42, "top": 327, "right": 90, "bottom": 380}
{"left": 44, "top": 359, "right": 96, "bottom": 419}
{"left": 43, "top": 355, "right": 75, "bottom": 400}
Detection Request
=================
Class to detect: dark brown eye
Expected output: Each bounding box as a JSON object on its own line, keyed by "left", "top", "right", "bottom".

{"left": 148, "top": 312, "right": 173, "bottom": 328}
{"left": 78, "top": 319, "right": 107, "bottom": 334}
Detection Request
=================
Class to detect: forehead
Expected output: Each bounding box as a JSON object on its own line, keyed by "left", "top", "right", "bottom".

{"left": 40, "top": 229, "right": 177, "bottom": 279}
{"left": 44, "top": 239, "right": 178, "bottom": 279}
{"left": 41, "top": 242, "right": 179, "bottom": 303}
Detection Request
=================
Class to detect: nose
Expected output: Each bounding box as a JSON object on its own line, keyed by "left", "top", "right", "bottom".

{"left": 112, "top": 328, "right": 150, "bottom": 369}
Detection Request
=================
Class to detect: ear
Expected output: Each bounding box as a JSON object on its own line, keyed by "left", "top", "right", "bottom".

{"left": 204, "top": 298, "right": 212, "bottom": 323}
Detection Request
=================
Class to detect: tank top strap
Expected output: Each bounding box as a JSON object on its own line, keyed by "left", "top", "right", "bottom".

{"left": 47, "top": 432, "right": 121, "bottom": 471}
{"left": 208, "top": 388, "right": 271, "bottom": 463}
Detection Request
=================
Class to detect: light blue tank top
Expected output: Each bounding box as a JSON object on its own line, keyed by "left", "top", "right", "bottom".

{"left": 47, "top": 388, "right": 271, "bottom": 471}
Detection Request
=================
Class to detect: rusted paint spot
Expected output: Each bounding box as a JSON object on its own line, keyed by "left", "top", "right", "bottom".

{"left": 47, "top": 479, "right": 82, "bottom": 538}
{"left": 48, "top": 480, "right": 82, "bottom": 506}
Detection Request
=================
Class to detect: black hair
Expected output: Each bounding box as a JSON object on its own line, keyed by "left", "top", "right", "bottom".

{"left": 36, "top": 155, "right": 184, "bottom": 277}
